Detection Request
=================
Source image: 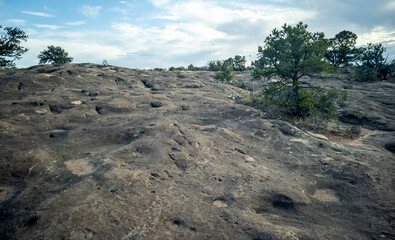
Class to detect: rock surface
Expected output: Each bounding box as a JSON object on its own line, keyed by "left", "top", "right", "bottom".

{"left": 0, "top": 64, "right": 394, "bottom": 239}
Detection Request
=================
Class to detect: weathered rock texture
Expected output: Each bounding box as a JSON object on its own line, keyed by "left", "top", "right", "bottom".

{"left": 0, "top": 64, "right": 394, "bottom": 239}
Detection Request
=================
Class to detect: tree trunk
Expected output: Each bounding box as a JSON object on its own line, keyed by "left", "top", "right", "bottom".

{"left": 292, "top": 73, "right": 300, "bottom": 114}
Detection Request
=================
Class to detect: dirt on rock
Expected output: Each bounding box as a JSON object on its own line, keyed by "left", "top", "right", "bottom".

{"left": 0, "top": 63, "right": 394, "bottom": 239}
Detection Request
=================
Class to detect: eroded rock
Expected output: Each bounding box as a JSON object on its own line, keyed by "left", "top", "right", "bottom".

{"left": 0, "top": 64, "right": 393, "bottom": 240}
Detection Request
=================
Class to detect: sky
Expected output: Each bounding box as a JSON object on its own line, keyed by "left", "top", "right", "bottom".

{"left": 1, "top": 0, "right": 395, "bottom": 69}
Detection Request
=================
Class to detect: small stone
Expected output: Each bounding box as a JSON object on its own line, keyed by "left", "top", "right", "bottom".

{"left": 71, "top": 100, "right": 82, "bottom": 105}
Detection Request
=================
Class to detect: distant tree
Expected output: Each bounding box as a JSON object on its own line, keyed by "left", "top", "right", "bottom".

{"left": 38, "top": 45, "right": 73, "bottom": 64}
{"left": 356, "top": 43, "right": 390, "bottom": 81}
{"left": 208, "top": 58, "right": 233, "bottom": 72}
{"left": 0, "top": 25, "right": 28, "bottom": 68}
{"left": 208, "top": 60, "right": 222, "bottom": 71}
{"left": 252, "top": 22, "right": 335, "bottom": 116}
{"left": 207, "top": 58, "right": 234, "bottom": 81}
{"left": 102, "top": 59, "right": 109, "bottom": 66}
{"left": 233, "top": 55, "right": 246, "bottom": 71}
{"left": 215, "top": 66, "right": 233, "bottom": 82}
{"left": 224, "top": 57, "right": 233, "bottom": 69}
{"left": 188, "top": 64, "right": 195, "bottom": 71}
{"left": 325, "top": 30, "right": 358, "bottom": 67}
{"left": 169, "top": 66, "right": 176, "bottom": 71}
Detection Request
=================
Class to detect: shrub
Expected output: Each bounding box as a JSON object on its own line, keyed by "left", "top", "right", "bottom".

{"left": 215, "top": 66, "right": 233, "bottom": 82}
{"left": 258, "top": 86, "right": 347, "bottom": 129}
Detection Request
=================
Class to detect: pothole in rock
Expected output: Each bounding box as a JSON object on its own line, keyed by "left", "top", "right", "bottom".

{"left": 384, "top": 142, "right": 395, "bottom": 153}
{"left": 312, "top": 189, "right": 339, "bottom": 202}
{"left": 64, "top": 158, "right": 94, "bottom": 176}
{"left": 272, "top": 194, "right": 294, "bottom": 210}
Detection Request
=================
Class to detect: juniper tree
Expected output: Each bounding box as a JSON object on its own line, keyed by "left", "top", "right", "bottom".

{"left": 325, "top": 30, "right": 358, "bottom": 67}
{"left": 252, "top": 22, "right": 331, "bottom": 114}
{"left": 38, "top": 45, "right": 73, "bottom": 64}
{"left": 0, "top": 25, "right": 28, "bottom": 68}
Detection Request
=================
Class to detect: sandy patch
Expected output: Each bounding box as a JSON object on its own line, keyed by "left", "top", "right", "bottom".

{"left": 213, "top": 200, "right": 228, "bottom": 208}
{"left": 64, "top": 159, "right": 94, "bottom": 176}
{"left": 312, "top": 189, "right": 339, "bottom": 202}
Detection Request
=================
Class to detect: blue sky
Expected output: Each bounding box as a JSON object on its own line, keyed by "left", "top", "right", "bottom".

{"left": 1, "top": 0, "right": 395, "bottom": 68}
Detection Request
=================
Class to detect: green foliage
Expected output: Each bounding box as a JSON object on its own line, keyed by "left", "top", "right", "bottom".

{"left": 208, "top": 55, "right": 246, "bottom": 72}
{"left": 253, "top": 22, "right": 330, "bottom": 81}
{"left": 240, "top": 92, "right": 263, "bottom": 105}
{"left": 325, "top": 30, "right": 358, "bottom": 67}
{"left": 356, "top": 43, "right": 390, "bottom": 81}
{"left": 261, "top": 86, "right": 346, "bottom": 129}
{"left": 188, "top": 64, "right": 195, "bottom": 71}
{"left": 175, "top": 66, "right": 186, "bottom": 71}
{"left": 169, "top": 65, "right": 206, "bottom": 71}
{"left": 38, "top": 45, "right": 73, "bottom": 64}
{"left": 208, "top": 59, "right": 232, "bottom": 71}
{"left": 252, "top": 21, "right": 331, "bottom": 115}
{"left": 215, "top": 66, "right": 233, "bottom": 82}
{"left": 0, "top": 25, "right": 28, "bottom": 68}
{"left": 233, "top": 55, "right": 246, "bottom": 71}
{"left": 208, "top": 60, "right": 221, "bottom": 71}
{"left": 208, "top": 57, "right": 234, "bottom": 82}
{"left": 340, "top": 90, "right": 348, "bottom": 106}
{"left": 102, "top": 59, "right": 109, "bottom": 66}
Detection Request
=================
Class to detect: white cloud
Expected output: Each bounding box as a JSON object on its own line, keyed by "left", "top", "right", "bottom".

{"left": 66, "top": 21, "right": 87, "bottom": 26}
{"left": 43, "top": 5, "right": 55, "bottom": 12}
{"left": 21, "top": 10, "right": 54, "bottom": 17}
{"left": 34, "top": 24, "right": 66, "bottom": 30}
{"left": 157, "top": 1, "right": 316, "bottom": 27}
{"left": 137, "top": 0, "right": 318, "bottom": 66}
{"left": 383, "top": 2, "right": 395, "bottom": 11}
{"left": 357, "top": 26, "right": 395, "bottom": 46}
{"left": 79, "top": 5, "right": 101, "bottom": 19}
{"left": 150, "top": 0, "right": 171, "bottom": 7}
{"left": 6, "top": 19, "right": 26, "bottom": 26}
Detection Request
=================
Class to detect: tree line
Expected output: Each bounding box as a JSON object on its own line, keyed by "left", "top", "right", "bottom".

{"left": 2, "top": 23, "right": 392, "bottom": 82}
